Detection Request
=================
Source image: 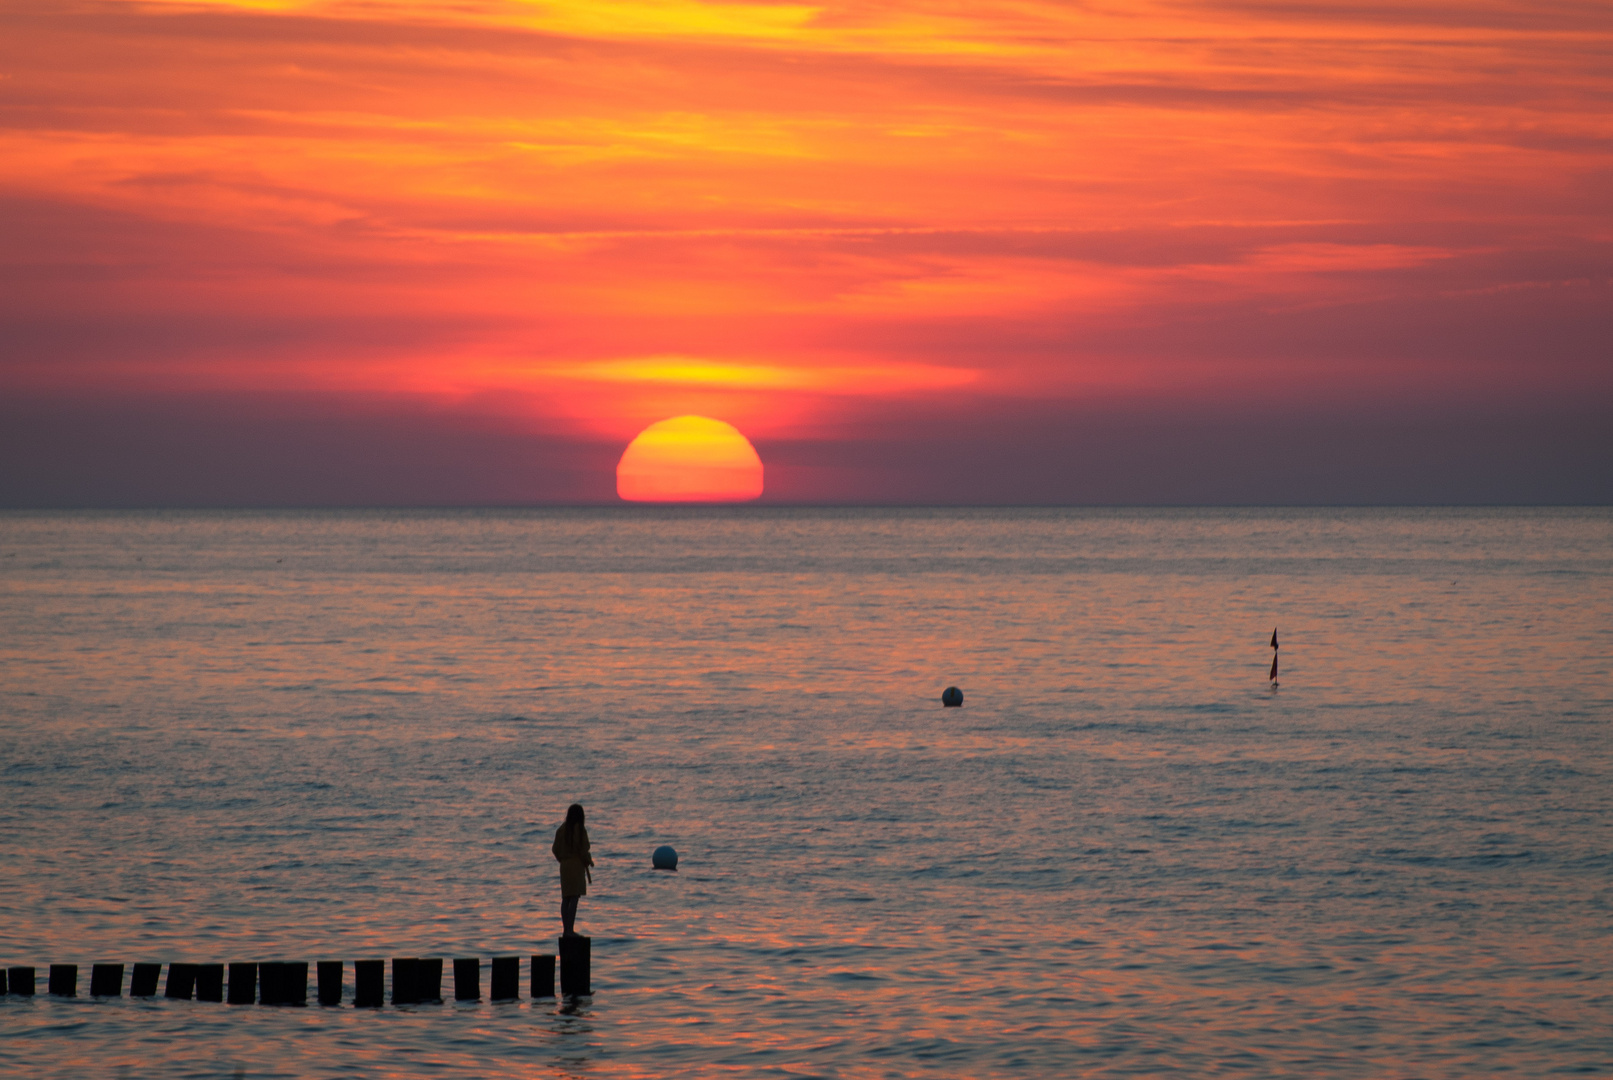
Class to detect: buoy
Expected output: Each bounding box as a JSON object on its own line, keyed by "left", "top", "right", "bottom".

{"left": 652, "top": 845, "right": 679, "bottom": 870}
{"left": 941, "top": 686, "right": 963, "bottom": 707}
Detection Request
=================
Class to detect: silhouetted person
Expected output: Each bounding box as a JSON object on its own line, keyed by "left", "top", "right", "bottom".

{"left": 552, "top": 803, "right": 594, "bottom": 937}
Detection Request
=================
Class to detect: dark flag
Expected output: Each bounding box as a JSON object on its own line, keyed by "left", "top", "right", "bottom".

{"left": 1270, "top": 629, "right": 1279, "bottom": 650}
{"left": 1270, "top": 654, "right": 1279, "bottom": 682}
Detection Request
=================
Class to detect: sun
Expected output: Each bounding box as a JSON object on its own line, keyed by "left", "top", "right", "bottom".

{"left": 616, "top": 416, "right": 764, "bottom": 502}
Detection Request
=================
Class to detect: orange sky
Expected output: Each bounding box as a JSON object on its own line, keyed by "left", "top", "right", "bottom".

{"left": 1, "top": 0, "right": 1610, "bottom": 502}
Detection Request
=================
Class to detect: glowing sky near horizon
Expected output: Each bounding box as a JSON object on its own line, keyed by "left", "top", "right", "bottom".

{"left": 1, "top": 0, "right": 1609, "bottom": 502}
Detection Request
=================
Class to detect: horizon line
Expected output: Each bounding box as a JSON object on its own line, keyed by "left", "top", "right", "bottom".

{"left": 2, "top": 503, "right": 1608, "bottom": 513}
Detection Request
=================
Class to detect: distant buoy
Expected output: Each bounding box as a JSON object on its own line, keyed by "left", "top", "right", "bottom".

{"left": 652, "top": 845, "right": 679, "bottom": 870}
{"left": 941, "top": 686, "right": 963, "bottom": 707}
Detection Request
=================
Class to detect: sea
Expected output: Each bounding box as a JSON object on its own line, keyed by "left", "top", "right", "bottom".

{"left": 0, "top": 508, "right": 1608, "bottom": 1078}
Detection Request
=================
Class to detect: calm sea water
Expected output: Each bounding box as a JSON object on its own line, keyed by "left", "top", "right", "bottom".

{"left": 1, "top": 508, "right": 1609, "bottom": 1078}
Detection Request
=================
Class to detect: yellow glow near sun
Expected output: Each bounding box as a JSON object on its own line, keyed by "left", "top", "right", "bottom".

{"left": 617, "top": 415, "right": 764, "bottom": 502}
{"left": 523, "top": 356, "right": 979, "bottom": 393}
{"left": 586, "top": 358, "right": 814, "bottom": 389}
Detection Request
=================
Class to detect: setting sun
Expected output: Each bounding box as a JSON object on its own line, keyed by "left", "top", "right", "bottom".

{"left": 616, "top": 416, "right": 764, "bottom": 503}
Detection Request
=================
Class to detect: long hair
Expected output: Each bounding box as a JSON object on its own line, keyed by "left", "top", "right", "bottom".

{"left": 561, "top": 803, "right": 586, "bottom": 845}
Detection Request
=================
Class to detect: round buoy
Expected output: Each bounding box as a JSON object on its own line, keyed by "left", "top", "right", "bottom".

{"left": 652, "top": 845, "right": 679, "bottom": 870}
{"left": 941, "top": 686, "right": 963, "bottom": 707}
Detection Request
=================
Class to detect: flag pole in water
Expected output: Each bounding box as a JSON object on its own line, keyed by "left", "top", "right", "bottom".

{"left": 1269, "top": 628, "right": 1279, "bottom": 687}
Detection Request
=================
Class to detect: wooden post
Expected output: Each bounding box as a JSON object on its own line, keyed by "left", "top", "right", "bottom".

{"left": 8, "top": 967, "right": 33, "bottom": 996}
{"left": 258, "top": 962, "right": 282, "bottom": 1005}
{"left": 196, "top": 964, "right": 225, "bottom": 1002}
{"left": 353, "top": 960, "right": 384, "bottom": 1008}
{"left": 48, "top": 964, "right": 77, "bottom": 997}
{"left": 227, "top": 963, "right": 256, "bottom": 1004}
{"left": 90, "top": 964, "right": 124, "bottom": 997}
{"left": 391, "top": 958, "right": 419, "bottom": 1005}
{"left": 0, "top": 967, "right": 6, "bottom": 995}
{"left": 418, "top": 958, "right": 443, "bottom": 1004}
{"left": 317, "top": 961, "right": 343, "bottom": 1006}
{"left": 453, "top": 958, "right": 480, "bottom": 1001}
{"left": 165, "top": 963, "right": 196, "bottom": 1000}
{"left": 558, "top": 936, "right": 590, "bottom": 996}
{"left": 490, "top": 956, "right": 518, "bottom": 1001}
{"left": 259, "top": 962, "right": 307, "bottom": 1005}
{"left": 531, "top": 954, "right": 554, "bottom": 999}
{"left": 129, "top": 963, "right": 159, "bottom": 997}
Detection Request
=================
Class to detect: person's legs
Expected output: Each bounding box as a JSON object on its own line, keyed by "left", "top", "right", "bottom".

{"left": 561, "top": 895, "right": 579, "bottom": 935}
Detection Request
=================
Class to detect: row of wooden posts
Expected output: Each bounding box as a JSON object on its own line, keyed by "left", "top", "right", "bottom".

{"left": 2, "top": 936, "right": 591, "bottom": 1004}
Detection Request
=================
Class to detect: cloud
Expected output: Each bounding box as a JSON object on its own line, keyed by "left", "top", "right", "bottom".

{"left": 2, "top": 0, "right": 1609, "bottom": 502}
